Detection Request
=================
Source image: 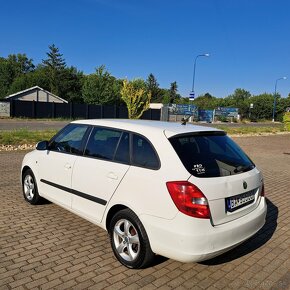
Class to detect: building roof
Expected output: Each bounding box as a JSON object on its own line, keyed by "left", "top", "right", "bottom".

{"left": 5, "top": 86, "right": 68, "bottom": 103}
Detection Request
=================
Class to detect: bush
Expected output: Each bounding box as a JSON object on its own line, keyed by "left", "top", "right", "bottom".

{"left": 283, "top": 112, "right": 290, "bottom": 131}
{"left": 216, "top": 115, "right": 228, "bottom": 122}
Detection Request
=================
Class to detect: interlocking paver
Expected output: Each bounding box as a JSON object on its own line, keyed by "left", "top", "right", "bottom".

{"left": 0, "top": 134, "right": 289, "bottom": 289}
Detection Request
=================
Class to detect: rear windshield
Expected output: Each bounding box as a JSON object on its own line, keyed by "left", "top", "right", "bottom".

{"left": 169, "top": 132, "right": 255, "bottom": 178}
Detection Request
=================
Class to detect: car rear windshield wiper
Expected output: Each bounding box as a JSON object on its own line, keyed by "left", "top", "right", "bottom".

{"left": 234, "top": 164, "right": 254, "bottom": 173}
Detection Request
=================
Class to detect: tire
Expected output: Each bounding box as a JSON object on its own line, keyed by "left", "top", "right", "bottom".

{"left": 109, "top": 208, "right": 155, "bottom": 269}
{"left": 22, "top": 169, "right": 42, "bottom": 205}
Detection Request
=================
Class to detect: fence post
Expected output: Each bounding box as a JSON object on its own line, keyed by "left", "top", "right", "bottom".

{"left": 86, "top": 104, "right": 89, "bottom": 119}
{"left": 70, "top": 103, "right": 73, "bottom": 119}
{"left": 32, "top": 101, "right": 36, "bottom": 118}
{"left": 52, "top": 102, "right": 55, "bottom": 118}
{"left": 114, "top": 104, "right": 117, "bottom": 118}
{"left": 101, "top": 105, "right": 103, "bottom": 119}
{"left": 10, "top": 100, "right": 14, "bottom": 117}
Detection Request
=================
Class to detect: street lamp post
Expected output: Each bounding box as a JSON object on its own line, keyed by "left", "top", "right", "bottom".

{"left": 272, "top": 77, "right": 287, "bottom": 122}
{"left": 190, "top": 53, "right": 210, "bottom": 100}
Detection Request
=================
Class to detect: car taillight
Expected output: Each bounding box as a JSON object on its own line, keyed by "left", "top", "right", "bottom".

{"left": 261, "top": 183, "right": 265, "bottom": 196}
{"left": 166, "top": 181, "right": 210, "bottom": 219}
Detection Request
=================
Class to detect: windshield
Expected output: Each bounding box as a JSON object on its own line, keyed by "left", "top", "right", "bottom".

{"left": 169, "top": 132, "right": 255, "bottom": 178}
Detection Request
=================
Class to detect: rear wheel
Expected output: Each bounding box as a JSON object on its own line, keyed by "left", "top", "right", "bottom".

{"left": 22, "top": 169, "right": 42, "bottom": 205}
{"left": 109, "top": 208, "right": 154, "bottom": 269}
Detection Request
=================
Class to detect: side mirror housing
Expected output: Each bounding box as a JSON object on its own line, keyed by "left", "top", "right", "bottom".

{"left": 36, "top": 141, "right": 48, "bottom": 151}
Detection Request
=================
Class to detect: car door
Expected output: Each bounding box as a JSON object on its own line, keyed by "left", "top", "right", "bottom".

{"left": 37, "top": 124, "right": 90, "bottom": 208}
{"left": 71, "top": 127, "right": 130, "bottom": 222}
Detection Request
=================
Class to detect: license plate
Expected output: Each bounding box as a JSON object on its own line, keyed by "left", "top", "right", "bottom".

{"left": 226, "top": 189, "right": 256, "bottom": 212}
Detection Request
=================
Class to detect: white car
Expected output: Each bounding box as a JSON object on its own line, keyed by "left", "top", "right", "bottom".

{"left": 21, "top": 119, "right": 267, "bottom": 268}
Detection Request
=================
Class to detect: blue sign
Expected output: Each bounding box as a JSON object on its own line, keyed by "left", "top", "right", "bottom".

{"left": 198, "top": 110, "right": 214, "bottom": 123}
{"left": 169, "top": 104, "right": 198, "bottom": 116}
{"left": 189, "top": 92, "right": 195, "bottom": 101}
{"left": 215, "top": 107, "right": 239, "bottom": 117}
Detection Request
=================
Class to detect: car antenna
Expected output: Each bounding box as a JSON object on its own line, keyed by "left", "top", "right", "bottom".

{"left": 181, "top": 116, "right": 190, "bottom": 125}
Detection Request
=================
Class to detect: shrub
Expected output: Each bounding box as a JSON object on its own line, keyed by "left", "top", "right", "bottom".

{"left": 283, "top": 112, "right": 290, "bottom": 131}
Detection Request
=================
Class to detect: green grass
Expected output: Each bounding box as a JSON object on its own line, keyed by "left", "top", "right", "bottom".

{"left": 0, "top": 129, "right": 57, "bottom": 145}
{"left": 215, "top": 125, "right": 286, "bottom": 135}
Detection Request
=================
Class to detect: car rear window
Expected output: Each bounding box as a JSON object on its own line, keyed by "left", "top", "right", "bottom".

{"left": 169, "top": 132, "right": 255, "bottom": 178}
{"left": 132, "top": 134, "right": 160, "bottom": 169}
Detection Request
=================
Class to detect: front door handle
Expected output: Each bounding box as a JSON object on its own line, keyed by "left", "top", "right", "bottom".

{"left": 107, "top": 172, "right": 118, "bottom": 180}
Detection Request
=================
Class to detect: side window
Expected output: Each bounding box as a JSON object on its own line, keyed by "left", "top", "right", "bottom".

{"left": 132, "top": 134, "right": 159, "bottom": 169}
{"left": 114, "top": 132, "right": 130, "bottom": 164}
{"left": 85, "top": 127, "right": 122, "bottom": 160}
{"left": 49, "top": 124, "right": 89, "bottom": 154}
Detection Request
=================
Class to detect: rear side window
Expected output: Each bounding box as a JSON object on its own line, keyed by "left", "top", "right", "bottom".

{"left": 132, "top": 134, "right": 159, "bottom": 169}
{"left": 49, "top": 124, "right": 89, "bottom": 155}
{"left": 114, "top": 132, "right": 130, "bottom": 164}
{"left": 85, "top": 127, "right": 121, "bottom": 160}
{"left": 169, "top": 132, "right": 255, "bottom": 178}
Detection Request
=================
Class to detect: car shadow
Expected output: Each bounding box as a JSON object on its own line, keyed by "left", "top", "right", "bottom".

{"left": 150, "top": 255, "right": 169, "bottom": 267}
{"left": 37, "top": 197, "right": 52, "bottom": 205}
{"left": 200, "top": 198, "right": 278, "bottom": 266}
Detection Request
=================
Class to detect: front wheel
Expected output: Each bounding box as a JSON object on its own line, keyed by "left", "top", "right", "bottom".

{"left": 109, "top": 209, "right": 154, "bottom": 269}
{"left": 22, "top": 169, "right": 42, "bottom": 205}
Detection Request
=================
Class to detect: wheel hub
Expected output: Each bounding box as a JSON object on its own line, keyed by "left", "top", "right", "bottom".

{"left": 113, "top": 219, "right": 140, "bottom": 262}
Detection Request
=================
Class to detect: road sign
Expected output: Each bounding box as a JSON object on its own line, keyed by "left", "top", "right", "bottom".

{"left": 189, "top": 92, "right": 195, "bottom": 101}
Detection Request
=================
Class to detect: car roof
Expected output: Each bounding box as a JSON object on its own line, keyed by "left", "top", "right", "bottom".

{"left": 72, "top": 119, "right": 223, "bottom": 138}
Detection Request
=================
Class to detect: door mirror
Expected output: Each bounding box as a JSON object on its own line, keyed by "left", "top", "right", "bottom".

{"left": 36, "top": 141, "right": 48, "bottom": 151}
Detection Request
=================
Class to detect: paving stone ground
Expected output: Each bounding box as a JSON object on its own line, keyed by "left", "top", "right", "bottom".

{"left": 0, "top": 135, "right": 289, "bottom": 290}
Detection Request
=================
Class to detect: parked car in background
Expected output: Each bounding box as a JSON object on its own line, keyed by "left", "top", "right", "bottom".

{"left": 21, "top": 120, "right": 267, "bottom": 268}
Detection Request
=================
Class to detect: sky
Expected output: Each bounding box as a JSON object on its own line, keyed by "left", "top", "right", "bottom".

{"left": 1, "top": 0, "right": 290, "bottom": 98}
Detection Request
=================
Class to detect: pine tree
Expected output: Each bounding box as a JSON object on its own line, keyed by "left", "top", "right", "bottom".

{"left": 169, "top": 81, "right": 178, "bottom": 103}
{"left": 146, "top": 73, "right": 161, "bottom": 102}
{"left": 42, "top": 44, "right": 66, "bottom": 95}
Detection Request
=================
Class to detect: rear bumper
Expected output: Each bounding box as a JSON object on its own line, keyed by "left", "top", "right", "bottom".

{"left": 140, "top": 197, "right": 267, "bottom": 263}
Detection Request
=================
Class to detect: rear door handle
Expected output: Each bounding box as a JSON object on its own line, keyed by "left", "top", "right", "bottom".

{"left": 64, "top": 163, "right": 72, "bottom": 170}
{"left": 107, "top": 172, "right": 118, "bottom": 180}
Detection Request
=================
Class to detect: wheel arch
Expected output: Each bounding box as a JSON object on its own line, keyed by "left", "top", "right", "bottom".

{"left": 22, "top": 166, "right": 32, "bottom": 181}
{"left": 105, "top": 204, "right": 128, "bottom": 231}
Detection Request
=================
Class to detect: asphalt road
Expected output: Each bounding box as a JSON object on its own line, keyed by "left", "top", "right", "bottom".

{"left": 0, "top": 119, "right": 69, "bottom": 131}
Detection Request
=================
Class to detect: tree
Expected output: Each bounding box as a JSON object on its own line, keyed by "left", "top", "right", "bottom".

{"left": 249, "top": 93, "right": 274, "bottom": 120}
{"left": 42, "top": 44, "right": 66, "bottom": 95}
{"left": 169, "top": 81, "right": 178, "bottom": 103}
{"left": 82, "top": 65, "right": 121, "bottom": 105}
{"left": 160, "top": 88, "right": 171, "bottom": 104}
{"left": 146, "top": 73, "right": 161, "bottom": 102}
{"left": 7, "top": 54, "right": 35, "bottom": 76}
{"left": 167, "top": 81, "right": 182, "bottom": 104}
{"left": 7, "top": 65, "right": 50, "bottom": 95}
{"left": 120, "top": 79, "right": 151, "bottom": 119}
{"left": 57, "top": 67, "right": 84, "bottom": 103}
{"left": 0, "top": 54, "right": 34, "bottom": 99}
{"left": 193, "top": 93, "right": 218, "bottom": 109}
{"left": 225, "top": 88, "right": 251, "bottom": 118}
